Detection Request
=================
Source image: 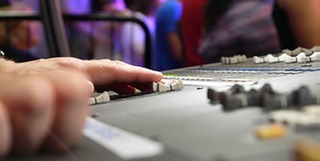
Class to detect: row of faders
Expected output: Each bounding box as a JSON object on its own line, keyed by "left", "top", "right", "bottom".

{"left": 221, "top": 55, "right": 247, "bottom": 64}
{"left": 152, "top": 79, "right": 184, "bottom": 92}
{"left": 207, "top": 84, "right": 319, "bottom": 111}
{"left": 88, "top": 80, "right": 184, "bottom": 105}
{"left": 253, "top": 46, "right": 320, "bottom": 63}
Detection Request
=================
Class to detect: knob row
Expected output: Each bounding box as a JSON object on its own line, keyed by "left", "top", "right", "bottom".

{"left": 207, "top": 84, "right": 319, "bottom": 111}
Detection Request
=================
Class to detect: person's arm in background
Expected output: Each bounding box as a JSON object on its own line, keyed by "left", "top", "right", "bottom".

{"left": 278, "top": 0, "right": 320, "bottom": 48}
{"left": 0, "top": 57, "right": 163, "bottom": 158}
{"left": 165, "top": 0, "right": 183, "bottom": 62}
{"left": 167, "top": 31, "right": 183, "bottom": 61}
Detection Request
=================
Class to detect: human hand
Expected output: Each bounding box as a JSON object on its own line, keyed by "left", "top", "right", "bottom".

{"left": 0, "top": 70, "right": 93, "bottom": 158}
{"left": 0, "top": 57, "right": 163, "bottom": 158}
{"left": 8, "top": 57, "right": 163, "bottom": 93}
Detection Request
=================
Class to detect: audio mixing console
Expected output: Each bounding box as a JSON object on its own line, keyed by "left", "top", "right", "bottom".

{"left": 9, "top": 47, "right": 320, "bottom": 161}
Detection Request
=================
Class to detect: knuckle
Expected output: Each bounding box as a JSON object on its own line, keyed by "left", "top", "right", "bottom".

{"left": 21, "top": 78, "right": 54, "bottom": 115}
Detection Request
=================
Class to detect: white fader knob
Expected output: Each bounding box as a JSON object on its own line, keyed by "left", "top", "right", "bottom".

{"left": 253, "top": 56, "right": 264, "bottom": 64}
{"left": 153, "top": 80, "right": 184, "bottom": 92}
{"left": 153, "top": 82, "right": 171, "bottom": 92}
{"left": 284, "top": 55, "right": 297, "bottom": 63}
{"left": 303, "top": 105, "right": 320, "bottom": 116}
{"left": 269, "top": 110, "right": 301, "bottom": 126}
{"left": 88, "top": 91, "right": 110, "bottom": 105}
{"left": 229, "top": 56, "right": 239, "bottom": 64}
{"left": 264, "top": 54, "right": 279, "bottom": 63}
{"left": 221, "top": 55, "right": 247, "bottom": 64}
{"left": 296, "top": 52, "right": 308, "bottom": 63}
{"left": 308, "top": 45, "right": 320, "bottom": 62}
{"left": 309, "top": 52, "right": 320, "bottom": 62}
{"left": 221, "top": 57, "right": 227, "bottom": 64}
{"left": 278, "top": 53, "right": 291, "bottom": 62}
{"left": 170, "top": 79, "right": 184, "bottom": 90}
{"left": 283, "top": 52, "right": 308, "bottom": 63}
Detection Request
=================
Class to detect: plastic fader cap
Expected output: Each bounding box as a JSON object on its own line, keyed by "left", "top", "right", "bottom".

{"left": 303, "top": 105, "right": 320, "bottom": 116}
{"left": 253, "top": 54, "right": 279, "bottom": 64}
{"left": 282, "top": 47, "right": 316, "bottom": 63}
{"left": 278, "top": 53, "right": 292, "bottom": 62}
{"left": 253, "top": 53, "right": 291, "bottom": 64}
{"left": 296, "top": 53, "right": 309, "bottom": 63}
{"left": 153, "top": 82, "right": 171, "bottom": 92}
{"left": 88, "top": 91, "right": 110, "bottom": 105}
{"left": 253, "top": 56, "right": 264, "bottom": 64}
{"left": 293, "top": 113, "right": 320, "bottom": 126}
{"left": 264, "top": 54, "right": 279, "bottom": 63}
{"left": 237, "top": 55, "right": 247, "bottom": 62}
{"left": 221, "top": 56, "right": 231, "bottom": 64}
{"left": 153, "top": 79, "right": 184, "bottom": 92}
{"left": 269, "top": 110, "right": 301, "bottom": 125}
{"left": 170, "top": 79, "right": 184, "bottom": 90}
{"left": 221, "top": 55, "right": 247, "bottom": 64}
{"left": 309, "top": 52, "right": 320, "bottom": 62}
{"left": 229, "top": 56, "right": 240, "bottom": 64}
{"left": 283, "top": 53, "right": 308, "bottom": 63}
{"left": 284, "top": 56, "right": 298, "bottom": 63}
{"left": 221, "top": 57, "right": 227, "bottom": 64}
{"left": 270, "top": 109, "right": 320, "bottom": 126}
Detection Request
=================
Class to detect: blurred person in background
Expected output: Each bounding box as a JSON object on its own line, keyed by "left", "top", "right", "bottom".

{"left": 0, "top": 1, "right": 40, "bottom": 62}
{"left": 89, "top": 0, "right": 128, "bottom": 60}
{"left": 199, "top": 0, "right": 280, "bottom": 63}
{"left": 60, "top": 0, "right": 91, "bottom": 59}
{"left": 153, "top": 0, "right": 207, "bottom": 70}
{"left": 180, "top": 0, "right": 207, "bottom": 67}
{"left": 120, "top": 0, "right": 162, "bottom": 67}
{"left": 154, "top": 0, "right": 183, "bottom": 71}
{"left": 272, "top": 0, "right": 320, "bottom": 50}
{"left": 92, "top": 0, "right": 127, "bottom": 13}
{"left": 62, "top": 0, "right": 128, "bottom": 60}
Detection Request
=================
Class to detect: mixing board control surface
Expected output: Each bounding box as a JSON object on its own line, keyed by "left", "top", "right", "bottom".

{"left": 9, "top": 48, "right": 320, "bottom": 161}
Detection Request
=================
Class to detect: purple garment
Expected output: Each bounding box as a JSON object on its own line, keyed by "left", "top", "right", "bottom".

{"left": 199, "top": 0, "right": 280, "bottom": 63}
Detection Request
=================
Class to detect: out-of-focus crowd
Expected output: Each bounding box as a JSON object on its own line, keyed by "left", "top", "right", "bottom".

{"left": 1, "top": 0, "right": 320, "bottom": 71}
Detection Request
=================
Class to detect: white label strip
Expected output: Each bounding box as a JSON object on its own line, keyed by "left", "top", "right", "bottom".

{"left": 181, "top": 80, "right": 257, "bottom": 87}
{"left": 84, "top": 118, "right": 164, "bottom": 160}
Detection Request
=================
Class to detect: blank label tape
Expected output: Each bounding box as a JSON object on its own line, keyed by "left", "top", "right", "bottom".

{"left": 84, "top": 118, "right": 164, "bottom": 160}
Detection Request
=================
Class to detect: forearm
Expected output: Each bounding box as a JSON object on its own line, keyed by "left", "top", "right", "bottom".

{"left": 288, "top": 8, "right": 320, "bottom": 48}
{"left": 167, "top": 32, "right": 183, "bottom": 61}
{"left": 280, "top": 0, "right": 320, "bottom": 48}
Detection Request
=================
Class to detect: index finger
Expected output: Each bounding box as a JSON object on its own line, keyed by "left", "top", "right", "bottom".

{"left": 83, "top": 60, "right": 163, "bottom": 86}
